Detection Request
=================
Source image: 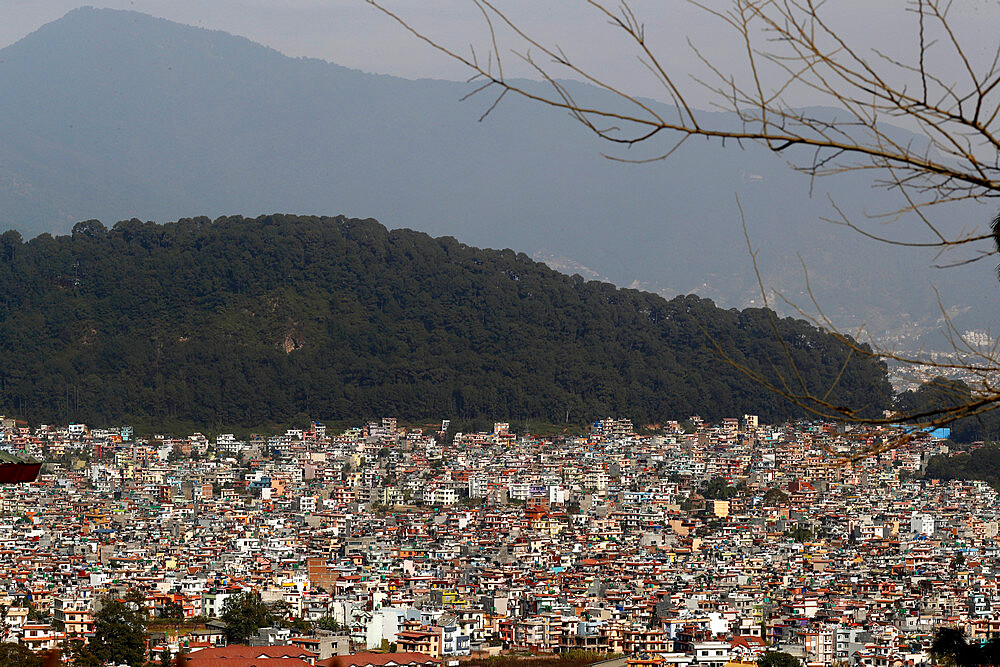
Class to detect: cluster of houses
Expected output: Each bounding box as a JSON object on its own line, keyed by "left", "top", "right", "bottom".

{"left": 0, "top": 413, "right": 994, "bottom": 667}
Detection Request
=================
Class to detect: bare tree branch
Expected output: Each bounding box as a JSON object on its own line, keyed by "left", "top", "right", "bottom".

{"left": 366, "top": 0, "right": 1000, "bottom": 456}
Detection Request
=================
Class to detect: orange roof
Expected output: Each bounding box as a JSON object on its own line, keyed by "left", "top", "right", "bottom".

{"left": 318, "top": 653, "right": 440, "bottom": 667}
{"left": 185, "top": 645, "right": 318, "bottom": 666}
{"left": 186, "top": 659, "right": 311, "bottom": 667}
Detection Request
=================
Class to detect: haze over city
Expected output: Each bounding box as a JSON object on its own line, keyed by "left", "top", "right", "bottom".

{"left": 2, "top": 2, "right": 1000, "bottom": 667}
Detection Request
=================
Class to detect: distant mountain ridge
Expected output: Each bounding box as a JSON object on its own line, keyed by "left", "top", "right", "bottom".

{"left": 0, "top": 215, "right": 891, "bottom": 428}
{"left": 0, "top": 7, "right": 995, "bottom": 335}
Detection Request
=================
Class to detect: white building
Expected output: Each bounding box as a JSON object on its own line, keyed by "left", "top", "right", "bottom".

{"left": 548, "top": 485, "right": 567, "bottom": 505}
{"left": 469, "top": 475, "right": 489, "bottom": 498}
{"left": 508, "top": 482, "right": 531, "bottom": 501}
{"left": 201, "top": 590, "right": 235, "bottom": 619}
{"left": 365, "top": 607, "right": 419, "bottom": 649}
{"left": 427, "top": 487, "right": 458, "bottom": 506}
{"left": 692, "top": 641, "right": 732, "bottom": 667}
{"left": 910, "top": 511, "right": 935, "bottom": 536}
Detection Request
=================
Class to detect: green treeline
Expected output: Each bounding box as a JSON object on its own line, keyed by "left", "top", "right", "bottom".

{"left": 0, "top": 215, "right": 891, "bottom": 429}
{"left": 902, "top": 378, "right": 1000, "bottom": 484}
{"left": 896, "top": 377, "right": 1000, "bottom": 443}
{"left": 924, "top": 444, "right": 1000, "bottom": 487}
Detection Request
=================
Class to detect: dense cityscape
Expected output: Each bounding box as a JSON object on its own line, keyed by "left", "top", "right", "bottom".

{"left": 4, "top": 2, "right": 1000, "bottom": 667}
{"left": 0, "top": 414, "right": 991, "bottom": 666}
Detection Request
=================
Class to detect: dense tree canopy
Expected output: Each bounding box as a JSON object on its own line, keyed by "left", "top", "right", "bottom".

{"left": 221, "top": 591, "right": 276, "bottom": 644}
{"left": 930, "top": 627, "right": 1000, "bottom": 667}
{"left": 896, "top": 378, "right": 1000, "bottom": 443}
{"left": 0, "top": 215, "right": 891, "bottom": 428}
{"left": 86, "top": 592, "right": 148, "bottom": 667}
{"left": 924, "top": 443, "right": 1000, "bottom": 488}
{"left": 699, "top": 477, "right": 740, "bottom": 500}
{"left": 0, "top": 643, "right": 44, "bottom": 667}
{"left": 763, "top": 488, "right": 789, "bottom": 506}
{"left": 757, "top": 652, "right": 800, "bottom": 667}
{"left": 159, "top": 600, "right": 184, "bottom": 620}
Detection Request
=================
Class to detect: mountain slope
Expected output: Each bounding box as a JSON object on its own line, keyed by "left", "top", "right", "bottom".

{"left": 0, "top": 8, "right": 993, "bottom": 334}
{"left": 0, "top": 215, "right": 891, "bottom": 427}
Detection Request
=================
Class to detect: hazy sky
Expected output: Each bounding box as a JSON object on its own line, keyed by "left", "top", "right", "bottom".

{"left": 4, "top": 0, "right": 1000, "bottom": 109}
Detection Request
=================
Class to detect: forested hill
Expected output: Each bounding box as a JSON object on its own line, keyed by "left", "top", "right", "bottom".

{"left": 0, "top": 215, "right": 892, "bottom": 428}
{"left": 0, "top": 7, "right": 993, "bottom": 336}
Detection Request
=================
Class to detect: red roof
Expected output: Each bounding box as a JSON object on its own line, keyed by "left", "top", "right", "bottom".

{"left": 0, "top": 462, "right": 41, "bottom": 484}
{"left": 731, "top": 636, "right": 767, "bottom": 648}
{"left": 184, "top": 645, "right": 318, "bottom": 667}
{"left": 318, "top": 652, "right": 440, "bottom": 667}
{"left": 185, "top": 659, "right": 311, "bottom": 667}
